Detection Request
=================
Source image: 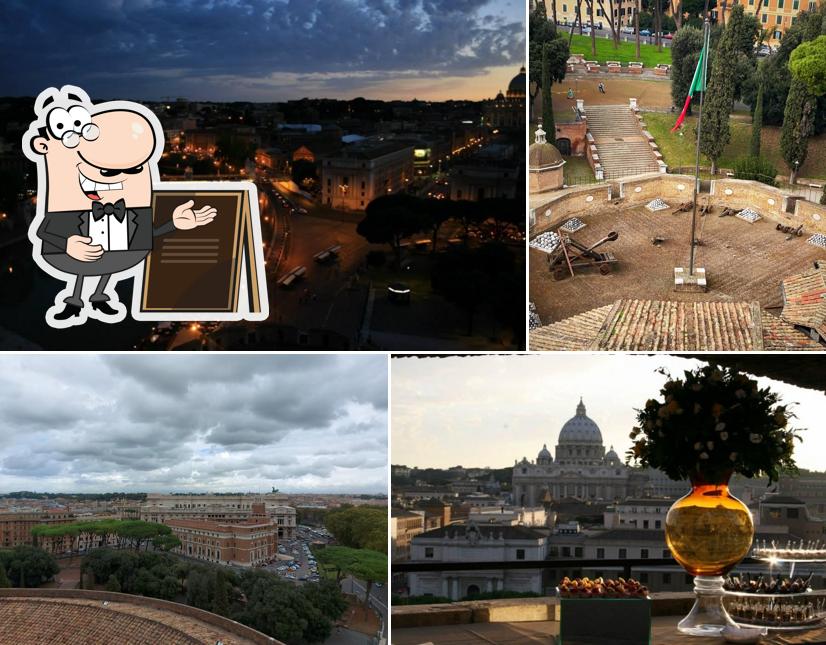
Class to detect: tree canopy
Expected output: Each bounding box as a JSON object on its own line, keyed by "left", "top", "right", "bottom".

{"left": 0, "top": 545, "right": 58, "bottom": 588}
{"left": 325, "top": 505, "right": 387, "bottom": 553}
{"left": 790, "top": 35, "right": 826, "bottom": 96}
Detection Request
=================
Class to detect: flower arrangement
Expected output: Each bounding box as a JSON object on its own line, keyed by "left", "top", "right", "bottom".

{"left": 626, "top": 366, "right": 801, "bottom": 484}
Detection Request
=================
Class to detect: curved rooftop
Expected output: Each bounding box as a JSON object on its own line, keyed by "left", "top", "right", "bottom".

{"left": 529, "top": 126, "right": 564, "bottom": 170}
{"left": 0, "top": 589, "right": 279, "bottom": 645}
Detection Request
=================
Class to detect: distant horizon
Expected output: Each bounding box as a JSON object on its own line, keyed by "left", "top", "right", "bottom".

{"left": 0, "top": 489, "right": 388, "bottom": 497}
{"left": 392, "top": 355, "right": 826, "bottom": 472}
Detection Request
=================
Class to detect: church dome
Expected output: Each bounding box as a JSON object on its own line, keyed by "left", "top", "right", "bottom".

{"left": 605, "top": 446, "right": 621, "bottom": 465}
{"left": 558, "top": 398, "right": 603, "bottom": 444}
{"left": 537, "top": 444, "right": 552, "bottom": 462}
{"left": 507, "top": 66, "right": 526, "bottom": 98}
{"left": 529, "top": 126, "right": 564, "bottom": 170}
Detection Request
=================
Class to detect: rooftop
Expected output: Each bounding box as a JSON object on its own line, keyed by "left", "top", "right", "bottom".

{"left": 530, "top": 201, "right": 826, "bottom": 351}
{"left": 530, "top": 299, "right": 821, "bottom": 351}
{"left": 781, "top": 267, "right": 826, "bottom": 336}
{"left": 0, "top": 589, "right": 278, "bottom": 644}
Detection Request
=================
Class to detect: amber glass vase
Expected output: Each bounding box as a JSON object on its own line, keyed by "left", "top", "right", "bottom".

{"left": 665, "top": 471, "right": 754, "bottom": 636}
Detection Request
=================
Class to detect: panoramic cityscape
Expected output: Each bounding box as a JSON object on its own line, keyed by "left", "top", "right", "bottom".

{"left": 390, "top": 354, "right": 826, "bottom": 642}
{"left": 0, "top": 354, "right": 388, "bottom": 644}
{"left": 0, "top": 0, "right": 526, "bottom": 351}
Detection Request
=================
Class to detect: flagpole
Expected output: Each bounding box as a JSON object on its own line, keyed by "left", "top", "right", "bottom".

{"left": 689, "top": 18, "right": 711, "bottom": 275}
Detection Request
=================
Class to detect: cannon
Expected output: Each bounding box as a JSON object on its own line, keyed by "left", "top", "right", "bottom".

{"left": 776, "top": 223, "right": 804, "bottom": 237}
{"left": 719, "top": 207, "right": 736, "bottom": 218}
{"left": 549, "top": 231, "right": 619, "bottom": 280}
{"left": 672, "top": 201, "right": 693, "bottom": 214}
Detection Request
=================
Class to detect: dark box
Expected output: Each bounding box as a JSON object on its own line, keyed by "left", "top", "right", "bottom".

{"left": 559, "top": 597, "right": 651, "bottom": 645}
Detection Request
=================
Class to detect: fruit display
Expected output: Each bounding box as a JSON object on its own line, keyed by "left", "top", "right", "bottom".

{"left": 723, "top": 573, "right": 813, "bottom": 595}
{"left": 558, "top": 576, "right": 649, "bottom": 599}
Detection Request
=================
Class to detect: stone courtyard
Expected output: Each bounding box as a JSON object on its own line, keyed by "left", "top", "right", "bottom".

{"left": 530, "top": 203, "right": 825, "bottom": 325}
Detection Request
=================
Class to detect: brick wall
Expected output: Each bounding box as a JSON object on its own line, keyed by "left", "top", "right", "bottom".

{"left": 619, "top": 174, "right": 695, "bottom": 204}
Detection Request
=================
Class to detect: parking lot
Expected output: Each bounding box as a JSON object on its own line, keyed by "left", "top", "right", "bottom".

{"left": 264, "top": 524, "right": 332, "bottom": 584}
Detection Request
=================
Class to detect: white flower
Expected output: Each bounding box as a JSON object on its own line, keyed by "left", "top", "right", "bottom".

{"left": 720, "top": 432, "right": 729, "bottom": 441}
{"left": 735, "top": 389, "right": 747, "bottom": 399}
{"left": 730, "top": 452, "right": 738, "bottom": 462}
{"left": 707, "top": 441, "right": 715, "bottom": 450}
{"left": 694, "top": 442, "right": 703, "bottom": 451}
{"left": 715, "top": 422, "right": 726, "bottom": 432}
{"left": 749, "top": 433, "right": 763, "bottom": 444}
{"left": 700, "top": 452, "right": 710, "bottom": 460}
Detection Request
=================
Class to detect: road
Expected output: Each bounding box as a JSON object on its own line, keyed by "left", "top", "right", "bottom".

{"left": 557, "top": 23, "right": 672, "bottom": 48}
{"left": 342, "top": 576, "right": 387, "bottom": 641}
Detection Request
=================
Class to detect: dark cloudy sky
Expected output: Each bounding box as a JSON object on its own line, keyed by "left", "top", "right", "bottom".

{"left": 0, "top": 0, "right": 524, "bottom": 101}
{"left": 0, "top": 354, "right": 387, "bottom": 494}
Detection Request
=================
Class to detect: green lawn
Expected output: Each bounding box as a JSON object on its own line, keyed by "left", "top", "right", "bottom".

{"left": 568, "top": 34, "right": 672, "bottom": 67}
{"left": 563, "top": 156, "right": 595, "bottom": 183}
{"left": 644, "top": 112, "right": 826, "bottom": 180}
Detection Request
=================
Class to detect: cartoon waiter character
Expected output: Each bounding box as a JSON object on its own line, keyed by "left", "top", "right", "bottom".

{"left": 22, "top": 85, "right": 266, "bottom": 329}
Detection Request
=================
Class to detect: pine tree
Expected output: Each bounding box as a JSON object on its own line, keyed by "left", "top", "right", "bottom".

{"left": 750, "top": 76, "right": 764, "bottom": 157}
{"left": 542, "top": 42, "right": 556, "bottom": 146}
{"left": 700, "top": 6, "right": 753, "bottom": 174}
{"left": 780, "top": 77, "right": 816, "bottom": 184}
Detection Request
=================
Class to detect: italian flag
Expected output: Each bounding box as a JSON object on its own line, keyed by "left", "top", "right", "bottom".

{"left": 671, "top": 45, "right": 707, "bottom": 132}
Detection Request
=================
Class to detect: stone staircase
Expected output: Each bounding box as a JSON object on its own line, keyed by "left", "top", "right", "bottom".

{"left": 585, "top": 105, "right": 659, "bottom": 178}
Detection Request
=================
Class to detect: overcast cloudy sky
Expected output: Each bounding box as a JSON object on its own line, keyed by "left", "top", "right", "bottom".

{"left": 392, "top": 355, "right": 826, "bottom": 471}
{"left": 0, "top": 0, "right": 524, "bottom": 101}
{"left": 0, "top": 354, "right": 387, "bottom": 494}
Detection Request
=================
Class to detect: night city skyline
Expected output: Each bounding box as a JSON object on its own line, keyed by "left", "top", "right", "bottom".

{"left": 0, "top": 0, "right": 525, "bottom": 102}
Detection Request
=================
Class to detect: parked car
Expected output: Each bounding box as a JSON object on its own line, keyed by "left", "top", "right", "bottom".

{"left": 620, "top": 25, "right": 635, "bottom": 34}
{"left": 640, "top": 29, "right": 652, "bottom": 36}
{"left": 663, "top": 33, "right": 673, "bottom": 40}
{"left": 581, "top": 26, "right": 592, "bottom": 34}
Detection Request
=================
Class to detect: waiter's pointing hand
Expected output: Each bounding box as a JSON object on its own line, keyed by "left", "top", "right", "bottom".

{"left": 172, "top": 200, "right": 218, "bottom": 230}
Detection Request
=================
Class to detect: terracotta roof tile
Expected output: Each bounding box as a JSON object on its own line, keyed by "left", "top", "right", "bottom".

{"left": 530, "top": 300, "right": 823, "bottom": 351}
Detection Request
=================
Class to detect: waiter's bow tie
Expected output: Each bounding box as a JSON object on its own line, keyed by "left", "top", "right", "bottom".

{"left": 92, "top": 199, "right": 126, "bottom": 222}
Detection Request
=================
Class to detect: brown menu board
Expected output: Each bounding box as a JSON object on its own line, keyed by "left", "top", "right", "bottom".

{"left": 140, "top": 189, "right": 260, "bottom": 314}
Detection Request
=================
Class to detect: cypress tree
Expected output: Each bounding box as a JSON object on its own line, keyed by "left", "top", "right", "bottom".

{"left": 699, "top": 6, "right": 752, "bottom": 174}
{"left": 780, "top": 78, "right": 816, "bottom": 184}
{"left": 750, "top": 77, "right": 763, "bottom": 157}
{"left": 542, "top": 42, "right": 556, "bottom": 146}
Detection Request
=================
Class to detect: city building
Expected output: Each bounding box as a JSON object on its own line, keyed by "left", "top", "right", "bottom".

{"left": 0, "top": 510, "right": 74, "bottom": 549}
{"left": 721, "top": 0, "right": 820, "bottom": 44}
{"left": 320, "top": 140, "right": 413, "bottom": 210}
{"left": 408, "top": 522, "right": 549, "bottom": 600}
{"left": 139, "top": 493, "right": 296, "bottom": 539}
{"left": 757, "top": 494, "right": 826, "bottom": 541}
{"left": 449, "top": 150, "right": 521, "bottom": 200}
{"left": 467, "top": 506, "right": 554, "bottom": 527}
{"left": 603, "top": 499, "right": 673, "bottom": 531}
{"left": 484, "top": 67, "right": 526, "bottom": 130}
{"left": 167, "top": 518, "right": 277, "bottom": 567}
{"left": 391, "top": 508, "right": 426, "bottom": 562}
{"left": 512, "top": 398, "right": 649, "bottom": 505}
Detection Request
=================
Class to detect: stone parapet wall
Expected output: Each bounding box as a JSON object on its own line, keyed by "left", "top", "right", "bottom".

{"left": 530, "top": 184, "right": 613, "bottom": 236}
{"left": 530, "top": 174, "right": 826, "bottom": 238}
